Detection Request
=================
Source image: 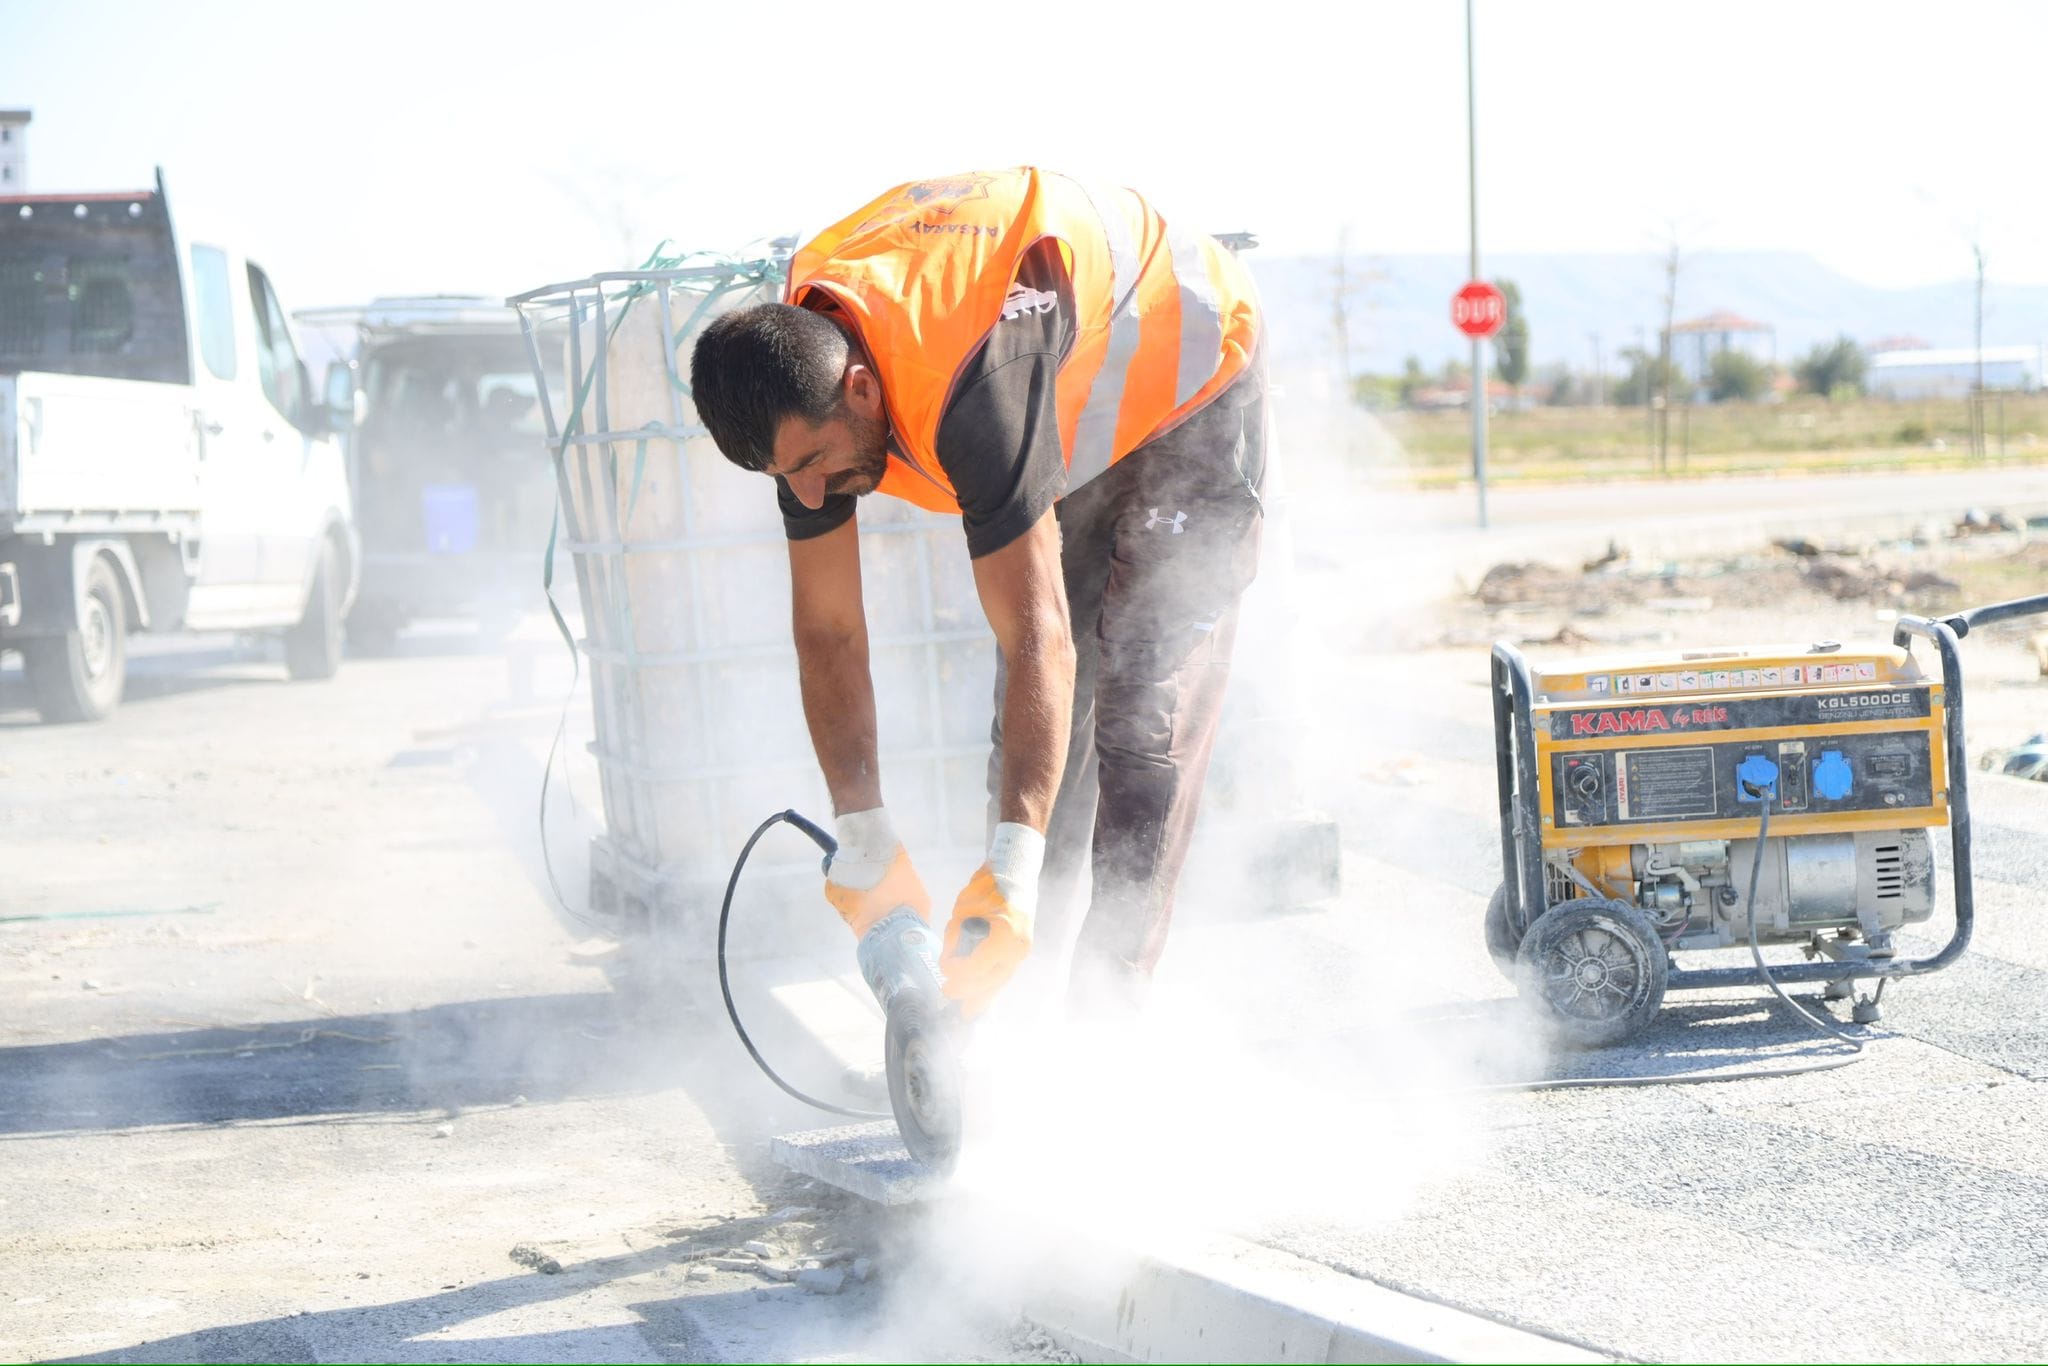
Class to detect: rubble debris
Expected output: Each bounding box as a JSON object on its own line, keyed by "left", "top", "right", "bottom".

{"left": 685, "top": 1264, "right": 713, "bottom": 1282}
{"left": 1773, "top": 537, "right": 1822, "bottom": 559}
{"left": 766, "top": 1206, "right": 815, "bottom": 1222}
{"left": 1957, "top": 508, "right": 2021, "bottom": 535}
{"left": 431, "top": 1124, "right": 454, "bottom": 1139}
{"left": 1583, "top": 540, "right": 1626, "bottom": 573}
{"left": 757, "top": 1262, "right": 797, "bottom": 1283}
{"left": 1475, "top": 561, "right": 1583, "bottom": 608}
{"left": 508, "top": 1244, "right": 562, "bottom": 1275}
{"left": 742, "top": 1240, "right": 779, "bottom": 1258}
{"left": 797, "top": 1267, "right": 847, "bottom": 1295}
{"left": 852, "top": 1257, "right": 873, "bottom": 1283}
{"left": 709, "top": 1256, "right": 762, "bottom": 1272}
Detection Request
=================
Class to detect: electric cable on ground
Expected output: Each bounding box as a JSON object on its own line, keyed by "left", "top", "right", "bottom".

{"left": 718, "top": 810, "right": 888, "bottom": 1120}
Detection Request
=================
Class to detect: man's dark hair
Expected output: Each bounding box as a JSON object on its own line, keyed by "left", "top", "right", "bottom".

{"left": 690, "top": 304, "right": 849, "bottom": 471}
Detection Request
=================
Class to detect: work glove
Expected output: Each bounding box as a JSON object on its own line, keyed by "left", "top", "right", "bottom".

{"left": 942, "top": 822, "right": 1046, "bottom": 1018}
{"left": 823, "top": 807, "right": 931, "bottom": 938}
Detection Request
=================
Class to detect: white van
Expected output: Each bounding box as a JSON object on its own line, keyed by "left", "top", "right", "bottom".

{"left": 0, "top": 170, "right": 357, "bottom": 722}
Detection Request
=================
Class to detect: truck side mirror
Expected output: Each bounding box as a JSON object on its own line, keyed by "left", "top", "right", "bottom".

{"left": 323, "top": 361, "right": 356, "bottom": 425}
{"left": 320, "top": 361, "right": 362, "bottom": 436}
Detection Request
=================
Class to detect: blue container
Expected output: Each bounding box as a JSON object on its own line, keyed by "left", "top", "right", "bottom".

{"left": 420, "top": 483, "right": 480, "bottom": 554}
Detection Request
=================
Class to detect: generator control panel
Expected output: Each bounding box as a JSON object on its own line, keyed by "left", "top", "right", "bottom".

{"left": 1528, "top": 644, "right": 1947, "bottom": 848}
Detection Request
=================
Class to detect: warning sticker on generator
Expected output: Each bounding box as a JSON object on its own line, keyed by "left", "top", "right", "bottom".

{"left": 1616, "top": 746, "right": 1719, "bottom": 821}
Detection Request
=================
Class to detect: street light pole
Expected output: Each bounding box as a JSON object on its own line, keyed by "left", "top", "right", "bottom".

{"left": 1466, "top": 0, "right": 1488, "bottom": 529}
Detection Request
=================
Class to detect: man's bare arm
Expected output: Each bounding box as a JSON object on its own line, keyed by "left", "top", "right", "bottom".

{"left": 789, "top": 517, "right": 883, "bottom": 815}
{"left": 970, "top": 505, "right": 1074, "bottom": 833}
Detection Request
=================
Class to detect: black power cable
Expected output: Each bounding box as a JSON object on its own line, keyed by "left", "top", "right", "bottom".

{"left": 1740, "top": 780, "right": 1870, "bottom": 1051}
{"left": 717, "top": 810, "right": 888, "bottom": 1120}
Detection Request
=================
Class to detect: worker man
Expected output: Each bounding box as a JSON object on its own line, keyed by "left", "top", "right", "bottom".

{"left": 690, "top": 168, "right": 1265, "bottom": 1019}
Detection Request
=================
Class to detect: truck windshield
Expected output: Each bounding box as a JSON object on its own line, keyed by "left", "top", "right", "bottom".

{"left": 362, "top": 338, "right": 552, "bottom": 459}
{"left": 0, "top": 193, "right": 190, "bottom": 383}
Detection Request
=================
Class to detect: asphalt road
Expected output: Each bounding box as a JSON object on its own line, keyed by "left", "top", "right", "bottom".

{"left": 4, "top": 458, "right": 2046, "bottom": 1363}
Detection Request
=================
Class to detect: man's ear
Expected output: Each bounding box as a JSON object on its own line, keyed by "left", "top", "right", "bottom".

{"left": 844, "top": 362, "right": 885, "bottom": 422}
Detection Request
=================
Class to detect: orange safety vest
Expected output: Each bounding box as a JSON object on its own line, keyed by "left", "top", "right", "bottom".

{"left": 785, "top": 168, "right": 1261, "bottom": 515}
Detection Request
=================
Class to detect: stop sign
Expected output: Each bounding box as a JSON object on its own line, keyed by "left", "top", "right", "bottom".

{"left": 1451, "top": 280, "right": 1507, "bottom": 339}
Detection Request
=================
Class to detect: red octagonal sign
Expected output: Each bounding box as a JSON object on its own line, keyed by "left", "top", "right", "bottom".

{"left": 1451, "top": 280, "right": 1507, "bottom": 339}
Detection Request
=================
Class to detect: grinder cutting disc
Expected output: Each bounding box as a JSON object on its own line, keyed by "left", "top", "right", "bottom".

{"left": 883, "top": 993, "right": 963, "bottom": 1172}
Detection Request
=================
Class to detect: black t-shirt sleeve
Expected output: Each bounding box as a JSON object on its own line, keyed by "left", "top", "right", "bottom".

{"left": 777, "top": 477, "right": 854, "bottom": 540}
{"left": 934, "top": 241, "right": 1076, "bottom": 559}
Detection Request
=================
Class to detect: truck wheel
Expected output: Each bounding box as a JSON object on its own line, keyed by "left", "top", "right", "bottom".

{"left": 285, "top": 541, "right": 343, "bottom": 681}
{"left": 25, "top": 556, "right": 128, "bottom": 723}
{"left": 1514, "top": 897, "right": 1667, "bottom": 1049}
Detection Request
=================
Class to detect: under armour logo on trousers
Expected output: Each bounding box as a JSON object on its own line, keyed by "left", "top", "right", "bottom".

{"left": 1145, "top": 508, "right": 1187, "bottom": 534}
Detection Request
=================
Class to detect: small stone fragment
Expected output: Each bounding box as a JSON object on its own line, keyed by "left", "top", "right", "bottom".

{"left": 797, "top": 1267, "right": 846, "bottom": 1295}
{"left": 685, "top": 1264, "right": 713, "bottom": 1282}
{"left": 852, "top": 1257, "right": 873, "bottom": 1283}
{"left": 432, "top": 1123, "right": 454, "bottom": 1139}
{"left": 742, "top": 1240, "right": 779, "bottom": 1258}
{"left": 508, "top": 1244, "right": 562, "bottom": 1275}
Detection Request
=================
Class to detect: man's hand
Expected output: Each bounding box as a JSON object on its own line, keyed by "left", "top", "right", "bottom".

{"left": 824, "top": 807, "right": 930, "bottom": 938}
{"left": 941, "top": 822, "right": 1045, "bottom": 1017}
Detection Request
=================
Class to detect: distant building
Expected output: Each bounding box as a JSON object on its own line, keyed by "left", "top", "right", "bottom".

{"left": 1867, "top": 345, "right": 2043, "bottom": 400}
{"left": 0, "top": 110, "right": 27, "bottom": 191}
{"left": 1666, "top": 310, "right": 1776, "bottom": 387}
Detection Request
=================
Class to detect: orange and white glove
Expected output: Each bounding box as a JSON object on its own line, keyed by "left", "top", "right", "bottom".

{"left": 941, "top": 822, "right": 1045, "bottom": 1018}
{"left": 822, "top": 808, "right": 931, "bottom": 938}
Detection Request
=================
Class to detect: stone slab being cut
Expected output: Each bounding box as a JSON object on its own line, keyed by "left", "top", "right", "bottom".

{"left": 770, "top": 1121, "right": 949, "bottom": 1205}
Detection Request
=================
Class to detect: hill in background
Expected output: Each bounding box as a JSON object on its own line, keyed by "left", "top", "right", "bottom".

{"left": 1253, "top": 249, "right": 2048, "bottom": 380}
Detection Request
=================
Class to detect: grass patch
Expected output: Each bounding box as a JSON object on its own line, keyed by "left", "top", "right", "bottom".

{"left": 1376, "top": 394, "right": 2048, "bottom": 484}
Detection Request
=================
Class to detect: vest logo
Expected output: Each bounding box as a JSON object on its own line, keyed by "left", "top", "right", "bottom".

{"left": 1568, "top": 703, "right": 1729, "bottom": 737}
{"left": 857, "top": 174, "right": 998, "bottom": 234}
{"left": 906, "top": 220, "right": 1002, "bottom": 237}
{"left": 1145, "top": 508, "right": 1187, "bottom": 534}
{"left": 1001, "top": 284, "right": 1059, "bottom": 320}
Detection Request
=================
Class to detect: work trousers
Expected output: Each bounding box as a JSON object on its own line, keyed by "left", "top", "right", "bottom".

{"left": 987, "top": 356, "right": 1269, "bottom": 1012}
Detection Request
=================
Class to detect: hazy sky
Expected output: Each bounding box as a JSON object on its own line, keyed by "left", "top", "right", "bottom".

{"left": 5, "top": 0, "right": 2044, "bottom": 312}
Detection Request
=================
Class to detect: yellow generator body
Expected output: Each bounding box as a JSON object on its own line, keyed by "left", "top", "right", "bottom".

{"left": 1523, "top": 642, "right": 1945, "bottom": 953}
{"left": 1489, "top": 598, "right": 2047, "bottom": 1048}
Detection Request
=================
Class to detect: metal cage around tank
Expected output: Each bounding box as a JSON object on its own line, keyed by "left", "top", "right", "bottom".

{"left": 506, "top": 255, "right": 996, "bottom": 961}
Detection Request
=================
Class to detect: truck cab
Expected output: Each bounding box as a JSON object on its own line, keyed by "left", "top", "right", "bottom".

{"left": 0, "top": 170, "right": 357, "bottom": 721}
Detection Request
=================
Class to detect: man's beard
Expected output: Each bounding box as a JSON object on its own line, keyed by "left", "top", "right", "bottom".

{"left": 825, "top": 410, "right": 891, "bottom": 498}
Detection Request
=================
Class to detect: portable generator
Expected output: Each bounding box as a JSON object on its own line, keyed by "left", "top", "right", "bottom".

{"left": 1488, "top": 595, "right": 2048, "bottom": 1047}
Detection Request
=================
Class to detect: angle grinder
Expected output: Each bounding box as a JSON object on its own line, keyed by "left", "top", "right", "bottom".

{"left": 713, "top": 809, "right": 972, "bottom": 1173}
{"left": 853, "top": 906, "right": 977, "bottom": 1171}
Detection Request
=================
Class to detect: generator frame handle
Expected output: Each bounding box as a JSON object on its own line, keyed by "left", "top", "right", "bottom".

{"left": 1490, "top": 642, "right": 1548, "bottom": 940}
{"left": 1490, "top": 599, "right": 2048, "bottom": 991}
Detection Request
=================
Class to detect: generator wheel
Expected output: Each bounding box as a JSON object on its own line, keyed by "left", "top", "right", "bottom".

{"left": 1515, "top": 897, "right": 1667, "bottom": 1049}
{"left": 1483, "top": 882, "right": 1520, "bottom": 981}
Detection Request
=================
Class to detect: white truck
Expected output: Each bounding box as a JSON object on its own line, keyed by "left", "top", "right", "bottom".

{"left": 0, "top": 171, "right": 357, "bottom": 722}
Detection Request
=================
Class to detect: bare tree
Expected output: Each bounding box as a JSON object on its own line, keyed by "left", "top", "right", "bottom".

{"left": 1656, "top": 227, "right": 1685, "bottom": 474}
{"left": 1971, "top": 236, "right": 1987, "bottom": 399}
{"left": 1328, "top": 226, "right": 1383, "bottom": 394}
{"left": 546, "top": 163, "right": 687, "bottom": 268}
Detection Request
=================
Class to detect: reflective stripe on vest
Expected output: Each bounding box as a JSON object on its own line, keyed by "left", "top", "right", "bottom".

{"left": 1067, "top": 177, "right": 1144, "bottom": 489}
